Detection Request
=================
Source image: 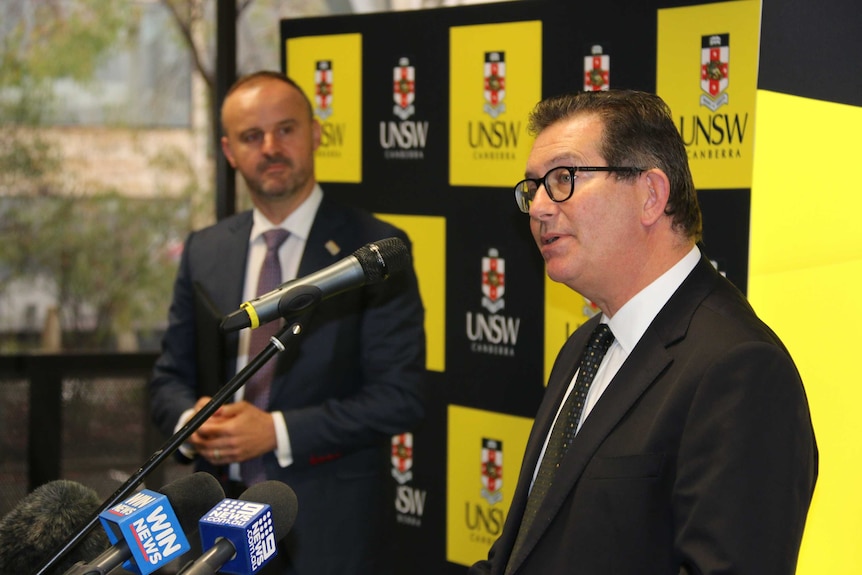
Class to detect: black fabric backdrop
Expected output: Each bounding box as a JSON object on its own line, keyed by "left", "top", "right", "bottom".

{"left": 277, "top": 0, "right": 854, "bottom": 571}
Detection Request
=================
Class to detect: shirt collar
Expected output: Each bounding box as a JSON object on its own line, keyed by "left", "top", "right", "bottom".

{"left": 250, "top": 184, "right": 323, "bottom": 243}
{"left": 605, "top": 245, "right": 701, "bottom": 353}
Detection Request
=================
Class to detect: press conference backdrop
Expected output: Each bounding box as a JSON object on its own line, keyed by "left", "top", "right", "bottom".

{"left": 280, "top": 0, "right": 861, "bottom": 573}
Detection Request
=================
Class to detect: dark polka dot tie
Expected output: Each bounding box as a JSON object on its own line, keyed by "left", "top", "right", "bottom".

{"left": 506, "top": 323, "right": 615, "bottom": 573}
{"left": 240, "top": 228, "right": 290, "bottom": 486}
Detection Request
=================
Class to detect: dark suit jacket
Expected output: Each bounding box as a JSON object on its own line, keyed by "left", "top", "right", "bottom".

{"left": 149, "top": 195, "right": 426, "bottom": 575}
{"left": 470, "top": 255, "right": 817, "bottom": 575}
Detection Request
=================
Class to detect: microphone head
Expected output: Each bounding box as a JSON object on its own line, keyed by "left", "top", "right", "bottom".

{"left": 0, "top": 480, "right": 109, "bottom": 575}
{"left": 238, "top": 481, "right": 299, "bottom": 542}
{"left": 158, "top": 472, "right": 226, "bottom": 536}
{"left": 97, "top": 472, "right": 225, "bottom": 575}
{"left": 353, "top": 237, "right": 411, "bottom": 284}
{"left": 195, "top": 481, "right": 297, "bottom": 574}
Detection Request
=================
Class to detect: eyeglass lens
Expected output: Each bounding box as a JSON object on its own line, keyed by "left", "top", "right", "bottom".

{"left": 514, "top": 166, "right": 574, "bottom": 213}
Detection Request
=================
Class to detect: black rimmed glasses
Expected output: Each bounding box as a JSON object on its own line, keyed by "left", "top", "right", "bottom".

{"left": 513, "top": 166, "right": 645, "bottom": 213}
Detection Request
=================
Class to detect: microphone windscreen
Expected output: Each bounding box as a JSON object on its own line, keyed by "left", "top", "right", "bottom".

{"left": 238, "top": 481, "right": 299, "bottom": 541}
{"left": 158, "top": 472, "right": 225, "bottom": 536}
{"left": 0, "top": 480, "right": 109, "bottom": 575}
{"left": 352, "top": 237, "right": 411, "bottom": 284}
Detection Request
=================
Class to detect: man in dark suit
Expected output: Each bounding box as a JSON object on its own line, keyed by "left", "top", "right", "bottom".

{"left": 470, "top": 90, "right": 817, "bottom": 575}
{"left": 149, "top": 71, "right": 426, "bottom": 575}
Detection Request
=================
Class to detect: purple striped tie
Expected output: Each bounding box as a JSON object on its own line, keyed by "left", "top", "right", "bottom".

{"left": 241, "top": 228, "right": 290, "bottom": 486}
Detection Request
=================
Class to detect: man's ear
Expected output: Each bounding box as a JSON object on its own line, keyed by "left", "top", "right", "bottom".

{"left": 221, "top": 136, "right": 237, "bottom": 168}
{"left": 641, "top": 169, "right": 671, "bottom": 226}
{"left": 311, "top": 119, "right": 322, "bottom": 152}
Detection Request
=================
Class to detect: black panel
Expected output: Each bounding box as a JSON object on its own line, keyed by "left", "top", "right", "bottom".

{"left": 759, "top": 0, "right": 862, "bottom": 107}
{"left": 385, "top": 371, "right": 449, "bottom": 571}
{"left": 280, "top": 2, "right": 751, "bottom": 573}
{"left": 697, "top": 188, "right": 750, "bottom": 294}
{"left": 542, "top": 1, "right": 660, "bottom": 96}
{"left": 444, "top": 186, "right": 547, "bottom": 418}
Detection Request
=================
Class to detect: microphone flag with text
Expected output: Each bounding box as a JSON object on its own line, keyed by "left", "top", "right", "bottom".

{"left": 220, "top": 237, "right": 411, "bottom": 333}
{"left": 70, "top": 472, "right": 224, "bottom": 575}
{"left": 178, "top": 480, "right": 299, "bottom": 575}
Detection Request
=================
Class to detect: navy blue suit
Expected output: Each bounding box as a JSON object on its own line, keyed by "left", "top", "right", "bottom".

{"left": 150, "top": 195, "right": 426, "bottom": 574}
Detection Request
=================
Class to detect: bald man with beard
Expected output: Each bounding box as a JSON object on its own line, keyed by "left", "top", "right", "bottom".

{"left": 149, "top": 71, "right": 426, "bottom": 575}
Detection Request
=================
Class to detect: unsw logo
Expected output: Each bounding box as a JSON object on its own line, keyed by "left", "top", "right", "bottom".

{"left": 467, "top": 52, "right": 521, "bottom": 160}
{"left": 700, "top": 34, "right": 730, "bottom": 112}
{"left": 314, "top": 60, "right": 333, "bottom": 120}
{"left": 391, "top": 431, "right": 414, "bottom": 484}
{"left": 392, "top": 57, "right": 415, "bottom": 120}
{"left": 483, "top": 52, "right": 506, "bottom": 119}
{"left": 380, "top": 57, "right": 428, "bottom": 160}
{"left": 314, "top": 59, "right": 348, "bottom": 156}
{"left": 464, "top": 437, "right": 505, "bottom": 545}
{"left": 392, "top": 432, "right": 427, "bottom": 527}
{"left": 678, "top": 32, "right": 747, "bottom": 158}
{"left": 466, "top": 248, "right": 520, "bottom": 356}
{"left": 480, "top": 438, "right": 503, "bottom": 504}
{"left": 584, "top": 44, "right": 610, "bottom": 91}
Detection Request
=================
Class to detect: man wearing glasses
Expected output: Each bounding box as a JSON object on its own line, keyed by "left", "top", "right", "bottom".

{"left": 469, "top": 90, "right": 817, "bottom": 575}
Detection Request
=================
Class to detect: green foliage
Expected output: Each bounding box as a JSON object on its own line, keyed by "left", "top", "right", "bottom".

{"left": 1, "top": 1, "right": 130, "bottom": 87}
{"left": 0, "top": 128, "right": 60, "bottom": 181}
{"left": 0, "top": 0, "right": 200, "bottom": 351}
{"left": 0, "top": 186, "right": 192, "bottom": 350}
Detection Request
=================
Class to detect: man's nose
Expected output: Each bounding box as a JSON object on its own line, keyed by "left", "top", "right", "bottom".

{"left": 529, "top": 182, "right": 555, "bottom": 218}
{"left": 261, "top": 132, "right": 278, "bottom": 154}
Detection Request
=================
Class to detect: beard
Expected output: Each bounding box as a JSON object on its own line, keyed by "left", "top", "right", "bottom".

{"left": 245, "top": 155, "right": 311, "bottom": 201}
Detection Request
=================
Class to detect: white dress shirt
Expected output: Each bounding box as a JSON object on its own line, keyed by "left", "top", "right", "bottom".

{"left": 529, "top": 245, "right": 701, "bottom": 490}
{"left": 178, "top": 185, "right": 324, "bottom": 477}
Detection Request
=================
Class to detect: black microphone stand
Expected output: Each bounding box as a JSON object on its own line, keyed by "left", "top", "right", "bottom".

{"left": 39, "top": 306, "right": 317, "bottom": 575}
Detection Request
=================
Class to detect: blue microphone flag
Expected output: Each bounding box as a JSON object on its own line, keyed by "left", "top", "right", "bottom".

{"left": 98, "top": 489, "right": 190, "bottom": 574}
{"left": 198, "top": 498, "right": 278, "bottom": 574}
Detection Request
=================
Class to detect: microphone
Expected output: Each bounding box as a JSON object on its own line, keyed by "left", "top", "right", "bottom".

{"left": 0, "top": 480, "right": 109, "bottom": 575}
{"left": 178, "top": 481, "right": 298, "bottom": 575}
{"left": 64, "top": 472, "right": 224, "bottom": 575}
{"left": 220, "top": 237, "right": 411, "bottom": 333}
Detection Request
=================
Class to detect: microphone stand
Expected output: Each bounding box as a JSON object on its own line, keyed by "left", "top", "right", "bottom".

{"left": 39, "top": 307, "right": 317, "bottom": 575}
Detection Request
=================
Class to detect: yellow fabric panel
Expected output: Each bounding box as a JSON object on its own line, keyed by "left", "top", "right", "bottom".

{"left": 750, "top": 89, "right": 862, "bottom": 574}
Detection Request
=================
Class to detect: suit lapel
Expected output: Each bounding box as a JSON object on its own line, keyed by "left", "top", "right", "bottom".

{"left": 217, "top": 212, "right": 254, "bottom": 371}
{"left": 498, "top": 319, "right": 597, "bottom": 573}
{"left": 267, "top": 197, "right": 350, "bottom": 400}
{"left": 297, "top": 196, "right": 350, "bottom": 276}
{"left": 519, "top": 320, "right": 597, "bottom": 479}
{"left": 506, "top": 256, "right": 719, "bottom": 573}
{"left": 224, "top": 213, "right": 254, "bottom": 308}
